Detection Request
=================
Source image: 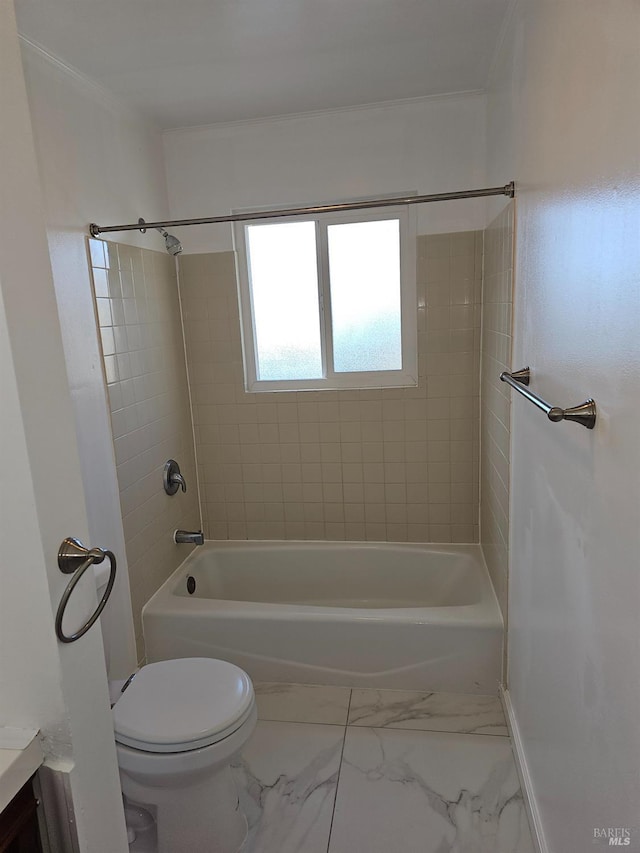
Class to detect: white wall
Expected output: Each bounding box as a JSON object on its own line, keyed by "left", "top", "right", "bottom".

{"left": 163, "top": 94, "right": 491, "bottom": 253}
{"left": 21, "top": 40, "right": 173, "bottom": 677}
{"left": 487, "top": 2, "right": 640, "bottom": 851}
{"left": 0, "top": 5, "right": 128, "bottom": 847}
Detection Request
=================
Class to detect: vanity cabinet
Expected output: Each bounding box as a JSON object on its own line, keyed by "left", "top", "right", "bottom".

{"left": 0, "top": 778, "right": 42, "bottom": 852}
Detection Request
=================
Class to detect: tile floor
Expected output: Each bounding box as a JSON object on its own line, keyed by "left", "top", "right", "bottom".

{"left": 233, "top": 684, "right": 534, "bottom": 853}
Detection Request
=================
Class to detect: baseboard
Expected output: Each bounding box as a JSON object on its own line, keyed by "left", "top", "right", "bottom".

{"left": 35, "top": 762, "right": 81, "bottom": 853}
{"left": 500, "top": 686, "right": 549, "bottom": 853}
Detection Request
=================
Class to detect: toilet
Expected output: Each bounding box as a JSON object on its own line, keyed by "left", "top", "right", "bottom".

{"left": 112, "top": 657, "right": 257, "bottom": 853}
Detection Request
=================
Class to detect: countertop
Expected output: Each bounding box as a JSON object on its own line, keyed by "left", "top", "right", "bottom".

{"left": 0, "top": 728, "right": 43, "bottom": 812}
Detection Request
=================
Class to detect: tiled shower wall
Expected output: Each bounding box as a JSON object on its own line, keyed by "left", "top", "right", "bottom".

{"left": 479, "top": 203, "right": 515, "bottom": 621}
{"left": 179, "top": 231, "right": 482, "bottom": 543}
{"left": 89, "top": 239, "right": 199, "bottom": 659}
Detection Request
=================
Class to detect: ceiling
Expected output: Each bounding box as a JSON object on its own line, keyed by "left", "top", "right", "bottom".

{"left": 15, "top": 0, "right": 511, "bottom": 129}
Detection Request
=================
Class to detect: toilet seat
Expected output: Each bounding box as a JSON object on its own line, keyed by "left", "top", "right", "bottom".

{"left": 113, "top": 658, "right": 255, "bottom": 753}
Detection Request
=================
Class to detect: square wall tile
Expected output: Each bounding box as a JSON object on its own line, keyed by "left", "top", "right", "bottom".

{"left": 178, "top": 234, "right": 483, "bottom": 546}
{"left": 90, "top": 239, "right": 200, "bottom": 663}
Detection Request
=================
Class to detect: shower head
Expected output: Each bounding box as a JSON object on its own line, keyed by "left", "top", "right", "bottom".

{"left": 137, "top": 218, "right": 183, "bottom": 255}
{"left": 157, "top": 227, "right": 183, "bottom": 256}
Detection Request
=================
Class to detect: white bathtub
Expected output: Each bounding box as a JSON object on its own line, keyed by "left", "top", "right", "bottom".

{"left": 142, "top": 541, "right": 503, "bottom": 694}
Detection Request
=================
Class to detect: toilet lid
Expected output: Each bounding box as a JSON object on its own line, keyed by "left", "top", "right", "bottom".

{"left": 113, "top": 658, "right": 255, "bottom": 753}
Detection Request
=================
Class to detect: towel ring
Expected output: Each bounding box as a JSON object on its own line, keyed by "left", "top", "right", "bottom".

{"left": 55, "top": 537, "right": 117, "bottom": 643}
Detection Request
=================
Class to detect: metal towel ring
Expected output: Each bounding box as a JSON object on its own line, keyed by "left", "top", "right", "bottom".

{"left": 55, "top": 537, "right": 117, "bottom": 644}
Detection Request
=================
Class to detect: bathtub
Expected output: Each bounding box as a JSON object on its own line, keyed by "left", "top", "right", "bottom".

{"left": 142, "top": 541, "right": 503, "bottom": 694}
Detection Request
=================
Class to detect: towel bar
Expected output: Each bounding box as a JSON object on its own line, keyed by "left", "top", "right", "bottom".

{"left": 500, "top": 367, "right": 596, "bottom": 430}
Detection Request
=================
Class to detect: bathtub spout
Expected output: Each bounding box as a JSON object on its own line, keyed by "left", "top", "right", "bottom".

{"left": 174, "top": 529, "right": 204, "bottom": 545}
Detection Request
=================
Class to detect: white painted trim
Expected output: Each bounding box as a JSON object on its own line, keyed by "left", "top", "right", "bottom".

{"left": 234, "top": 205, "right": 417, "bottom": 393}
{"left": 18, "top": 26, "right": 486, "bottom": 135}
{"left": 163, "top": 89, "right": 486, "bottom": 135}
{"left": 18, "top": 34, "right": 160, "bottom": 128}
{"left": 316, "top": 219, "right": 333, "bottom": 379}
{"left": 500, "top": 686, "right": 548, "bottom": 853}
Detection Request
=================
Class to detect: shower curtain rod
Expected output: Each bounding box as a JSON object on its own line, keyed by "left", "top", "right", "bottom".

{"left": 89, "top": 182, "right": 515, "bottom": 237}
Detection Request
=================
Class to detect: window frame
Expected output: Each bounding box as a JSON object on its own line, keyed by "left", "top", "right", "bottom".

{"left": 234, "top": 203, "right": 417, "bottom": 393}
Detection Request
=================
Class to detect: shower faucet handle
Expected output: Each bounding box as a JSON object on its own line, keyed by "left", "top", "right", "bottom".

{"left": 164, "top": 459, "right": 187, "bottom": 495}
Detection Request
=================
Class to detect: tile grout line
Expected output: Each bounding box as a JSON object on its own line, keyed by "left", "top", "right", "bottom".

{"left": 257, "top": 716, "right": 509, "bottom": 737}
{"left": 257, "top": 717, "right": 348, "bottom": 727}
{"left": 256, "top": 712, "right": 509, "bottom": 736}
{"left": 325, "top": 688, "right": 353, "bottom": 853}
{"left": 351, "top": 724, "right": 510, "bottom": 738}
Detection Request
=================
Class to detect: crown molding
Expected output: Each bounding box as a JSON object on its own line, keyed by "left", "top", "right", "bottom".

{"left": 17, "top": 34, "right": 488, "bottom": 136}
{"left": 162, "top": 89, "right": 487, "bottom": 136}
{"left": 18, "top": 34, "right": 160, "bottom": 129}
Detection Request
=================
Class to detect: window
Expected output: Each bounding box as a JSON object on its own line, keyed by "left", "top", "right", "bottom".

{"left": 234, "top": 204, "right": 417, "bottom": 392}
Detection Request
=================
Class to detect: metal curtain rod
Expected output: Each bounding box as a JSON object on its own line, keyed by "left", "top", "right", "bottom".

{"left": 89, "top": 182, "right": 515, "bottom": 236}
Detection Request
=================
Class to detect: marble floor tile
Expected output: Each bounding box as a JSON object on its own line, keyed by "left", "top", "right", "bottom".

{"left": 348, "top": 689, "right": 508, "bottom": 735}
{"left": 254, "top": 682, "right": 351, "bottom": 725}
{"left": 232, "top": 720, "right": 345, "bottom": 853}
{"left": 329, "top": 728, "right": 534, "bottom": 853}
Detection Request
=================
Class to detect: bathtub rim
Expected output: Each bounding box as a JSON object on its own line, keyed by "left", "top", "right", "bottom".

{"left": 142, "top": 540, "right": 503, "bottom": 630}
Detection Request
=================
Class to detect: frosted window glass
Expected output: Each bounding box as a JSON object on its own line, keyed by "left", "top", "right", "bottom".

{"left": 247, "top": 222, "right": 323, "bottom": 381}
{"left": 327, "top": 219, "right": 402, "bottom": 373}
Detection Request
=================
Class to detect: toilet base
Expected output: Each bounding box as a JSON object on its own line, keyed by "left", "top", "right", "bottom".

{"left": 122, "top": 765, "right": 248, "bottom": 853}
{"left": 128, "top": 816, "right": 247, "bottom": 853}
{"left": 124, "top": 800, "right": 156, "bottom": 851}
